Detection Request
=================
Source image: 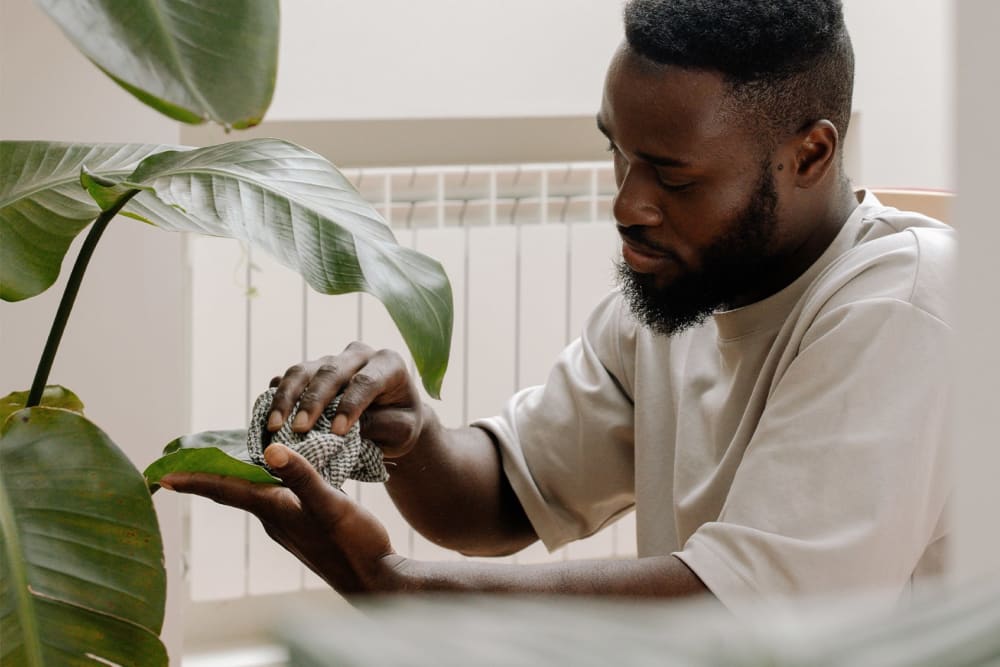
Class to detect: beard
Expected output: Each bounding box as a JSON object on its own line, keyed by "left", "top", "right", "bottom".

{"left": 616, "top": 164, "right": 780, "bottom": 337}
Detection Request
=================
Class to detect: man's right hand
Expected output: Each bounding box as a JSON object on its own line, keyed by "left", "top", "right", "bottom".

{"left": 266, "top": 342, "right": 427, "bottom": 459}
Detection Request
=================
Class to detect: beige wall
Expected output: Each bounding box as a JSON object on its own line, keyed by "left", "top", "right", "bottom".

{"left": 267, "top": 0, "right": 623, "bottom": 121}
{"left": 953, "top": 0, "right": 1000, "bottom": 583}
{"left": 0, "top": 0, "right": 186, "bottom": 660}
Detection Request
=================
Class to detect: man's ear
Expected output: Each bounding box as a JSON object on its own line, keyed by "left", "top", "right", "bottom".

{"left": 790, "top": 120, "right": 839, "bottom": 188}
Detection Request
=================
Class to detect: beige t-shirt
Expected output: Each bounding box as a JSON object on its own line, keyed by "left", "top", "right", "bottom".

{"left": 475, "top": 190, "right": 956, "bottom": 610}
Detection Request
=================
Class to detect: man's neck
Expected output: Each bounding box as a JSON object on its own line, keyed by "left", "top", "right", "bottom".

{"left": 729, "top": 184, "right": 859, "bottom": 309}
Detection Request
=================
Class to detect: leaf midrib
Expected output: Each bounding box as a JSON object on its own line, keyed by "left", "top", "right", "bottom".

{"left": 0, "top": 168, "right": 134, "bottom": 211}
{"left": 136, "top": 163, "right": 392, "bottom": 243}
{"left": 144, "top": 0, "right": 221, "bottom": 123}
{"left": 0, "top": 422, "right": 46, "bottom": 667}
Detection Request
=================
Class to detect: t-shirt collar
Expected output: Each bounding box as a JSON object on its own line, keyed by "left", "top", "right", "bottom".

{"left": 712, "top": 190, "right": 882, "bottom": 342}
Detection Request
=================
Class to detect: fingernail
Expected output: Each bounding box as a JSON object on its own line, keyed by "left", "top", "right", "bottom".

{"left": 267, "top": 410, "right": 283, "bottom": 430}
{"left": 265, "top": 444, "right": 289, "bottom": 468}
{"left": 158, "top": 479, "right": 174, "bottom": 491}
{"left": 332, "top": 415, "right": 348, "bottom": 435}
{"left": 292, "top": 411, "right": 309, "bottom": 430}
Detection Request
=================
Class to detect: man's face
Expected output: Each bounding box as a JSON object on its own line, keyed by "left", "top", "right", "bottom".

{"left": 598, "top": 46, "right": 787, "bottom": 335}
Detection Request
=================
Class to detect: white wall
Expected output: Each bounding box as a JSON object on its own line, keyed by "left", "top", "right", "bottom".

{"left": 843, "top": 0, "right": 954, "bottom": 190}
{"left": 0, "top": 0, "right": 186, "bottom": 660}
{"left": 269, "top": 0, "right": 953, "bottom": 189}
{"left": 269, "top": 0, "right": 624, "bottom": 121}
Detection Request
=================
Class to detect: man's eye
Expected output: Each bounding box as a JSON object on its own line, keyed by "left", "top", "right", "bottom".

{"left": 605, "top": 141, "right": 617, "bottom": 153}
{"left": 655, "top": 171, "right": 693, "bottom": 192}
{"left": 658, "top": 179, "right": 693, "bottom": 192}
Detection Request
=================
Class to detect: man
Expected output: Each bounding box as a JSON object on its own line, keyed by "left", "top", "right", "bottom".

{"left": 162, "top": 0, "right": 955, "bottom": 610}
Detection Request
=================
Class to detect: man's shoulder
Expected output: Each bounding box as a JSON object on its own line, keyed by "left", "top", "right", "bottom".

{"left": 805, "top": 206, "right": 956, "bottom": 325}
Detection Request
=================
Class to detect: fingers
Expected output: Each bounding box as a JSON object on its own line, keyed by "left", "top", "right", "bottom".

{"left": 266, "top": 344, "right": 417, "bottom": 446}
{"left": 332, "top": 349, "right": 414, "bottom": 436}
{"left": 161, "top": 445, "right": 351, "bottom": 523}
{"left": 163, "top": 446, "right": 398, "bottom": 593}
{"left": 268, "top": 343, "right": 374, "bottom": 432}
{"left": 263, "top": 444, "right": 351, "bottom": 518}
{"left": 268, "top": 362, "right": 313, "bottom": 430}
{"left": 289, "top": 361, "right": 348, "bottom": 432}
{"left": 159, "top": 471, "right": 287, "bottom": 516}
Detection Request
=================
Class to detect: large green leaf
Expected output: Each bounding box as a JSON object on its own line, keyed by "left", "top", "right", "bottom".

{"left": 37, "top": 0, "right": 278, "bottom": 128}
{"left": 125, "top": 139, "right": 454, "bottom": 396}
{"left": 144, "top": 429, "right": 281, "bottom": 493}
{"left": 0, "top": 407, "right": 167, "bottom": 665}
{"left": 0, "top": 139, "right": 453, "bottom": 396}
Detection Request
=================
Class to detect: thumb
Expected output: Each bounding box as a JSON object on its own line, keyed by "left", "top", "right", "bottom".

{"left": 264, "top": 444, "right": 345, "bottom": 510}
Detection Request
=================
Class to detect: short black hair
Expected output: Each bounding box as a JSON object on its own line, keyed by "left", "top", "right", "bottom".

{"left": 624, "top": 0, "right": 854, "bottom": 148}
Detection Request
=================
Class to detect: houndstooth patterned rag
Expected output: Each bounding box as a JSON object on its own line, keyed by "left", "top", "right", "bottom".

{"left": 247, "top": 388, "right": 389, "bottom": 490}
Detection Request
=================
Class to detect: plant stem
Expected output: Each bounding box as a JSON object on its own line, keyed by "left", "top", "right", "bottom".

{"left": 26, "top": 191, "right": 140, "bottom": 408}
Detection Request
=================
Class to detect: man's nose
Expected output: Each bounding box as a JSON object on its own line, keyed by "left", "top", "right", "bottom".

{"left": 612, "top": 164, "right": 662, "bottom": 228}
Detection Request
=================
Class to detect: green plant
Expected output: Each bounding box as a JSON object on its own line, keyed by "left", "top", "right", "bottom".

{"left": 0, "top": 2, "right": 453, "bottom": 664}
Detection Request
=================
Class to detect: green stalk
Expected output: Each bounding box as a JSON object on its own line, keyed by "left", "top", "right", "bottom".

{"left": 26, "top": 191, "right": 140, "bottom": 408}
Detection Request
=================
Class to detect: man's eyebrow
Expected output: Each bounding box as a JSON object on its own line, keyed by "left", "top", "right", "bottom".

{"left": 595, "top": 114, "right": 692, "bottom": 169}
{"left": 636, "top": 151, "right": 691, "bottom": 169}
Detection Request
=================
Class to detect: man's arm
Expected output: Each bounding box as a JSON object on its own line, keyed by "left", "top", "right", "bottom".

{"left": 392, "top": 554, "right": 708, "bottom": 597}
{"left": 384, "top": 414, "right": 537, "bottom": 557}
{"left": 161, "top": 443, "right": 709, "bottom": 598}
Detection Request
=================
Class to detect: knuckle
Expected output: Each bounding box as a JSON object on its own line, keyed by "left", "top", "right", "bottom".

{"left": 351, "top": 372, "right": 378, "bottom": 389}
{"left": 272, "top": 387, "right": 294, "bottom": 404}
{"left": 315, "top": 363, "right": 339, "bottom": 377}
{"left": 374, "top": 350, "right": 411, "bottom": 382}
{"left": 299, "top": 388, "right": 324, "bottom": 407}
{"left": 345, "top": 341, "right": 373, "bottom": 355}
{"left": 286, "top": 363, "right": 308, "bottom": 376}
{"left": 374, "top": 348, "right": 404, "bottom": 365}
{"left": 336, "top": 393, "right": 364, "bottom": 417}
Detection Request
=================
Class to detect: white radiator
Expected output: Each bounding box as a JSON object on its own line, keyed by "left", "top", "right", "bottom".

{"left": 185, "top": 161, "right": 638, "bottom": 601}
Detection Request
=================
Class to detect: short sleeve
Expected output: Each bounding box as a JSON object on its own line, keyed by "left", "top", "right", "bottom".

{"left": 472, "top": 293, "right": 637, "bottom": 550}
{"left": 674, "top": 298, "right": 953, "bottom": 611}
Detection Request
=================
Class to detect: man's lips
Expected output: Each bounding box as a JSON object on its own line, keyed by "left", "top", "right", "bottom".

{"left": 619, "top": 234, "right": 679, "bottom": 274}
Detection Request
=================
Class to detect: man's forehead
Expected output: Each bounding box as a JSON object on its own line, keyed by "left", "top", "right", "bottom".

{"left": 600, "top": 46, "right": 741, "bottom": 152}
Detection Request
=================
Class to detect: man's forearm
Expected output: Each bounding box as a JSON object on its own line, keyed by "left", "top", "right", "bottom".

{"left": 384, "top": 408, "right": 536, "bottom": 556}
{"left": 384, "top": 554, "right": 711, "bottom": 598}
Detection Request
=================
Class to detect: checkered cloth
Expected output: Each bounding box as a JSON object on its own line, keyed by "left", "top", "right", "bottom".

{"left": 247, "top": 388, "right": 388, "bottom": 490}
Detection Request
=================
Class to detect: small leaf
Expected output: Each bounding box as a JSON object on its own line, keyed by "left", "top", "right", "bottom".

{"left": 120, "top": 210, "right": 157, "bottom": 225}
{"left": 80, "top": 165, "right": 149, "bottom": 211}
{"left": 0, "top": 385, "right": 84, "bottom": 425}
{"left": 145, "top": 429, "right": 280, "bottom": 493}
{"left": 161, "top": 429, "right": 253, "bottom": 459}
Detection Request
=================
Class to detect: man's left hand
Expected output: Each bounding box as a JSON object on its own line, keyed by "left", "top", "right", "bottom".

{"left": 160, "top": 444, "right": 405, "bottom": 594}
